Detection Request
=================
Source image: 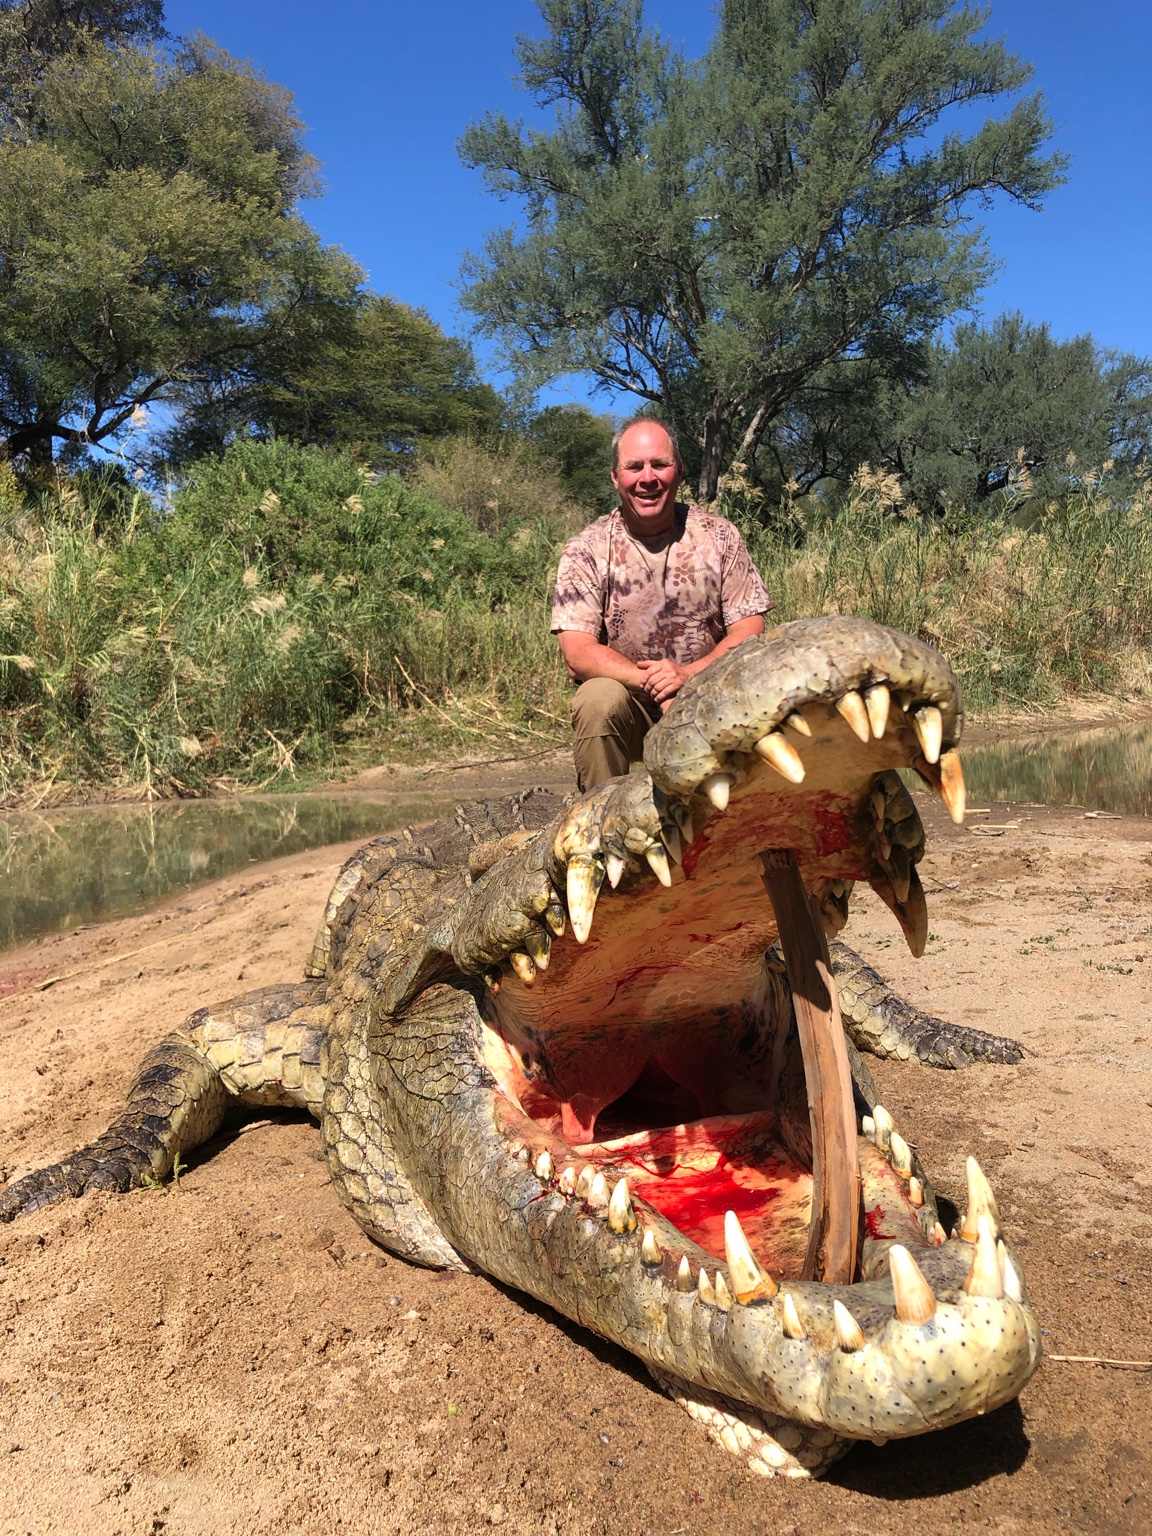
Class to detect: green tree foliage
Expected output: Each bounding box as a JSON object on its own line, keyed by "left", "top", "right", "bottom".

{"left": 160, "top": 292, "right": 504, "bottom": 471}
{"left": 524, "top": 404, "right": 615, "bottom": 512}
{"left": 884, "top": 315, "right": 1152, "bottom": 510}
{"left": 0, "top": 24, "right": 356, "bottom": 471}
{"left": 460, "top": 0, "right": 1065, "bottom": 500}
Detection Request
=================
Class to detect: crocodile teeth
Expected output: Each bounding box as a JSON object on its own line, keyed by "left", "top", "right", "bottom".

{"left": 872, "top": 1104, "right": 894, "bottom": 1151}
{"left": 605, "top": 853, "right": 626, "bottom": 889}
{"left": 861, "top": 1115, "right": 876, "bottom": 1142}
{"left": 887, "top": 844, "right": 911, "bottom": 905}
{"left": 999, "top": 1241, "right": 1023, "bottom": 1303}
{"left": 754, "top": 731, "right": 805, "bottom": 784}
{"left": 713, "top": 1273, "right": 733, "bottom": 1310}
{"left": 641, "top": 1228, "right": 662, "bottom": 1265}
{"left": 608, "top": 1177, "right": 635, "bottom": 1233}
{"left": 939, "top": 748, "right": 967, "bottom": 825}
{"left": 964, "top": 1214, "right": 1004, "bottom": 1299}
{"left": 961, "top": 1155, "right": 1002, "bottom": 1243}
{"left": 908, "top": 1176, "right": 924, "bottom": 1207}
{"left": 864, "top": 683, "right": 891, "bottom": 739}
{"left": 645, "top": 845, "right": 673, "bottom": 887}
{"left": 697, "top": 1269, "right": 717, "bottom": 1306}
{"left": 700, "top": 772, "right": 733, "bottom": 811}
{"left": 523, "top": 928, "right": 551, "bottom": 970}
{"left": 509, "top": 950, "right": 536, "bottom": 986}
{"left": 781, "top": 1293, "right": 806, "bottom": 1340}
{"left": 836, "top": 689, "right": 871, "bottom": 743}
{"left": 675, "top": 1255, "right": 693, "bottom": 1292}
{"left": 888, "top": 1244, "right": 937, "bottom": 1324}
{"left": 932, "top": 1221, "right": 947, "bottom": 1245}
{"left": 912, "top": 704, "right": 943, "bottom": 765}
{"left": 889, "top": 1131, "right": 913, "bottom": 1177}
{"left": 588, "top": 1172, "right": 610, "bottom": 1210}
{"left": 663, "top": 823, "right": 682, "bottom": 865}
{"left": 566, "top": 857, "right": 604, "bottom": 944}
{"left": 724, "top": 1210, "right": 778, "bottom": 1303}
{"left": 534, "top": 1151, "right": 554, "bottom": 1182}
{"left": 558, "top": 1166, "right": 577, "bottom": 1195}
{"left": 575, "top": 1165, "right": 595, "bottom": 1198}
{"left": 783, "top": 710, "right": 812, "bottom": 737}
{"left": 543, "top": 902, "right": 566, "bottom": 938}
{"left": 833, "top": 1299, "right": 866, "bottom": 1352}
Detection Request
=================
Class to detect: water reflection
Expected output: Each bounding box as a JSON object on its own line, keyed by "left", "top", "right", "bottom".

{"left": 964, "top": 720, "right": 1152, "bottom": 817}
{"left": 0, "top": 792, "right": 457, "bottom": 951}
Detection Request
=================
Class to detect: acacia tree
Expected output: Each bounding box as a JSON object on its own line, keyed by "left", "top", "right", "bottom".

{"left": 0, "top": 23, "right": 354, "bottom": 470}
{"left": 460, "top": 0, "right": 1065, "bottom": 500}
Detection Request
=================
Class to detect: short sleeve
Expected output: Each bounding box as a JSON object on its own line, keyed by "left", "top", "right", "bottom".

{"left": 718, "top": 523, "right": 774, "bottom": 626}
{"left": 551, "top": 530, "right": 607, "bottom": 637}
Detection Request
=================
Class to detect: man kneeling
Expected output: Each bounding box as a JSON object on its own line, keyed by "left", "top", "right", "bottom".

{"left": 551, "top": 417, "right": 773, "bottom": 791}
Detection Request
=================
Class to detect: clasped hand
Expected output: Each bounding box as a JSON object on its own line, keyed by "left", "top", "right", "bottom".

{"left": 637, "top": 656, "right": 690, "bottom": 708}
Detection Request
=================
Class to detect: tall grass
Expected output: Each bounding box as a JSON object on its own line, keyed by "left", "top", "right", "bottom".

{"left": 1, "top": 443, "right": 1150, "bottom": 804}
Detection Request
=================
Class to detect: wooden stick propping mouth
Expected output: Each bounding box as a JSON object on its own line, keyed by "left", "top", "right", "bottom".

{"left": 759, "top": 849, "right": 861, "bottom": 1284}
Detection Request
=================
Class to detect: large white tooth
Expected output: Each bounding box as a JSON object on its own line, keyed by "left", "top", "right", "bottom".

{"left": 999, "top": 1241, "right": 1023, "bottom": 1303}
{"left": 605, "top": 852, "right": 626, "bottom": 889}
{"left": 833, "top": 1299, "right": 866, "bottom": 1351}
{"left": 575, "top": 1165, "right": 595, "bottom": 1198}
{"left": 960, "top": 1155, "right": 1002, "bottom": 1242}
{"left": 939, "top": 748, "right": 967, "bottom": 825}
{"left": 783, "top": 710, "right": 812, "bottom": 737}
{"left": 864, "top": 683, "right": 891, "bottom": 739}
{"left": 509, "top": 950, "right": 537, "bottom": 986}
{"left": 663, "top": 823, "right": 682, "bottom": 865}
{"left": 713, "top": 1273, "right": 733, "bottom": 1310}
{"left": 700, "top": 773, "right": 733, "bottom": 811}
{"left": 723, "top": 1210, "right": 777, "bottom": 1303}
{"left": 675, "top": 1255, "right": 693, "bottom": 1292}
{"left": 754, "top": 731, "right": 805, "bottom": 784}
{"left": 781, "top": 1293, "right": 806, "bottom": 1340}
{"left": 908, "top": 1176, "right": 924, "bottom": 1208}
{"left": 588, "top": 1172, "right": 610, "bottom": 1209}
{"left": 889, "top": 1131, "right": 913, "bottom": 1178}
{"left": 912, "top": 704, "right": 943, "bottom": 765}
{"left": 697, "top": 1269, "right": 718, "bottom": 1306}
{"left": 888, "top": 1244, "right": 937, "bottom": 1324}
{"left": 566, "top": 857, "right": 604, "bottom": 944}
{"left": 861, "top": 1115, "right": 876, "bottom": 1142}
{"left": 641, "top": 1228, "right": 662, "bottom": 1265}
{"left": 836, "top": 690, "right": 871, "bottom": 743}
{"left": 872, "top": 1104, "right": 894, "bottom": 1151}
{"left": 608, "top": 1177, "right": 635, "bottom": 1233}
{"left": 645, "top": 845, "right": 673, "bottom": 887}
{"left": 558, "top": 1166, "right": 577, "bottom": 1195}
{"left": 963, "top": 1214, "right": 1004, "bottom": 1299}
{"left": 534, "top": 1151, "right": 554, "bottom": 1182}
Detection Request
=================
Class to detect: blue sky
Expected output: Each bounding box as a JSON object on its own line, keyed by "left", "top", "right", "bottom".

{"left": 167, "top": 0, "right": 1152, "bottom": 410}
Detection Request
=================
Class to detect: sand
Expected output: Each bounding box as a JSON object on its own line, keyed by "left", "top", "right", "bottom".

{"left": 1, "top": 780, "right": 1151, "bottom": 1536}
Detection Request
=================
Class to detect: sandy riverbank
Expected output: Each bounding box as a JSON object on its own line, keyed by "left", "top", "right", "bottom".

{"left": 1, "top": 787, "right": 1151, "bottom": 1535}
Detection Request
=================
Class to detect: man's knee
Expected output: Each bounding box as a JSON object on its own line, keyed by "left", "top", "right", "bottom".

{"left": 571, "top": 677, "right": 637, "bottom": 736}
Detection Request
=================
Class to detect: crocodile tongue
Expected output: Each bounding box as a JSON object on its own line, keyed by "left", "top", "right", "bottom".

{"left": 758, "top": 849, "right": 860, "bottom": 1283}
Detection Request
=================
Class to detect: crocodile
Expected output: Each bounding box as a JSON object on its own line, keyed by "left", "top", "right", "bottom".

{"left": 0, "top": 616, "right": 1039, "bottom": 1480}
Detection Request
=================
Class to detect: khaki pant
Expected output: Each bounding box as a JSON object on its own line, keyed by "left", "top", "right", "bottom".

{"left": 571, "top": 678, "right": 660, "bottom": 793}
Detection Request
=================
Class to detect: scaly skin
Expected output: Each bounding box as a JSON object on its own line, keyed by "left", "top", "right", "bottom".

{"left": 0, "top": 617, "right": 1039, "bottom": 1481}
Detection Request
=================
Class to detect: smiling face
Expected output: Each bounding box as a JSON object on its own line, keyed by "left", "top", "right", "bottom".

{"left": 611, "top": 420, "right": 683, "bottom": 536}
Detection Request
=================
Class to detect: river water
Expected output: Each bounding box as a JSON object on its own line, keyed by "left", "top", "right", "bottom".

{"left": 4, "top": 719, "right": 1150, "bottom": 951}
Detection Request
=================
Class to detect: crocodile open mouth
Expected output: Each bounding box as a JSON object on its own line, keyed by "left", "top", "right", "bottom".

{"left": 380, "top": 617, "right": 1040, "bottom": 1474}
{"left": 475, "top": 617, "right": 960, "bottom": 1284}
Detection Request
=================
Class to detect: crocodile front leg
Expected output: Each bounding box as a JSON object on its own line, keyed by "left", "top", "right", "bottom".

{"left": 831, "top": 943, "right": 1025, "bottom": 1067}
{"left": 0, "top": 979, "right": 326, "bottom": 1221}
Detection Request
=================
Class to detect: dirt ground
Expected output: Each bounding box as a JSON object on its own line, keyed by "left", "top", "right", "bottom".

{"left": 2, "top": 776, "right": 1152, "bottom": 1536}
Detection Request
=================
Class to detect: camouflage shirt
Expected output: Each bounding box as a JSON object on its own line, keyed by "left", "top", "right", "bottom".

{"left": 550, "top": 504, "right": 773, "bottom": 667}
